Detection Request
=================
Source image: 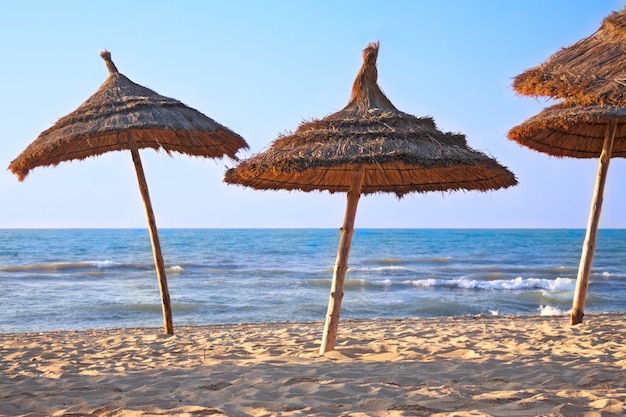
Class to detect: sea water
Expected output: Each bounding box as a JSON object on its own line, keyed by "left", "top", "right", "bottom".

{"left": 1, "top": 228, "right": 625, "bottom": 333}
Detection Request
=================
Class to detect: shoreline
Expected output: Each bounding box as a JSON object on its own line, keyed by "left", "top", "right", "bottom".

{"left": 0, "top": 310, "right": 621, "bottom": 338}
{"left": 2, "top": 313, "right": 625, "bottom": 416}
{"left": 1, "top": 311, "right": 624, "bottom": 336}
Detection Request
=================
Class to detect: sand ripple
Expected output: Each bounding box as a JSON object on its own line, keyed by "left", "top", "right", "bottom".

{"left": 1, "top": 314, "right": 625, "bottom": 416}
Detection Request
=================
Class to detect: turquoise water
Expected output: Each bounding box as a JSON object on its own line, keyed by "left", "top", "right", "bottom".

{"left": 1, "top": 228, "right": 625, "bottom": 333}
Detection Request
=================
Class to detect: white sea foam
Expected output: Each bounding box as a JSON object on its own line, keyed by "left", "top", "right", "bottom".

{"left": 87, "top": 260, "right": 116, "bottom": 268}
{"left": 538, "top": 305, "right": 565, "bottom": 316}
{"left": 410, "top": 276, "right": 575, "bottom": 291}
{"left": 409, "top": 278, "right": 439, "bottom": 288}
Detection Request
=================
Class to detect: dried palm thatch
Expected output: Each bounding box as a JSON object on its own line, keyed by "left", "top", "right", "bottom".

{"left": 512, "top": 7, "right": 626, "bottom": 106}
{"left": 226, "top": 43, "right": 517, "bottom": 197}
{"left": 9, "top": 50, "right": 249, "bottom": 335}
{"left": 226, "top": 42, "right": 517, "bottom": 354}
{"left": 508, "top": 101, "right": 626, "bottom": 158}
{"left": 9, "top": 50, "right": 248, "bottom": 180}
{"left": 225, "top": 112, "right": 516, "bottom": 196}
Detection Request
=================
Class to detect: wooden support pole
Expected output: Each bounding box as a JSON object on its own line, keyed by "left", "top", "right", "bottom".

{"left": 571, "top": 120, "right": 617, "bottom": 325}
{"left": 127, "top": 134, "right": 174, "bottom": 335}
{"left": 319, "top": 166, "right": 365, "bottom": 354}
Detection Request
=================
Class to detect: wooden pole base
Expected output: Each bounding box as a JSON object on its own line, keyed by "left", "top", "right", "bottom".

{"left": 319, "top": 167, "right": 365, "bottom": 354}
{"left": 127, "top": 134, "right": 174, "bottom": 335}
{"left": 570, "top": 120, "right": 616, "bottom": 326}
{"left": 570, "top": 308, "right": 584, "bottom": 326}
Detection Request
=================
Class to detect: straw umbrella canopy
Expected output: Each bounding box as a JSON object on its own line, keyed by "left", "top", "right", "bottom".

{"left": 508, "top": 8, "right": 626, "bottom": 325}
{"left": 225, "top": 42, "right": 518, "bottom": 354}
{"left": 508, "top": 102, "right": 626, "bottom": 157}
{"left": 512, "top": 8, "right": 626, "bottom": 107}
{"left": 9, "top": 50, "right": 249, "bottom": 335}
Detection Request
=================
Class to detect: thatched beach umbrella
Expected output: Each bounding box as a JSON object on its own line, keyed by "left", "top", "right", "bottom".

{"left": 9, "top": 50, "right": 248, "bottom": 334}
{"left": 225, "top": 42, "right": 517, "bottom": 354}
{"left": 508, "top": 102, "right": 626, "bottom": 157}
{"left": 512, "top": 8, "right": 626, "bottom": 107}
{"left": 508, "top": 8, "right": 626, "bottom": 325}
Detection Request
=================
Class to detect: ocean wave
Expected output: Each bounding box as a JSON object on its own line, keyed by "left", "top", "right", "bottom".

{"left": 0, "top": 260, "right": 120, "bottom": 273}
{"left": 349, "top": 265, "right": 411, "bottom": 272}
{"left": 408, "top": 276, "right": 575, "bottom": 292}
{"left": 87, "top": 260, "right": 117, "bottom": 268}
{"left": 538, "top": 305, "right": 566, "bottom": 316}
{"left": 300, "top": 276, "right": 577, "bottom": 292}
{"left": 363, "top": 258, "right": 409, "bottom": 265}
{"left": 469, "top": 272, "right": 508, "bottom": 280}
{"left": 344, "top": 279, "right": 369, "bottom": 288}
{"left": 303, "top": 278, "right": 383, "bottom": 288}
{"left": 362, "top": 257, "right": 453, "bottom": 266}
{"left": 423, "top": 257, "right": 454, "bottom": 263}
{"left": 110, "top": 302, "right": 205, "bottom": 313}
{"left": 597, "top": 271, "right": 626, "bottom": 279}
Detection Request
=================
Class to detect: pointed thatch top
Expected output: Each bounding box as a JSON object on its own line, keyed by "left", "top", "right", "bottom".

{"left": 9, "top": 50, "right": 248, "bottom": 181}
{"left": 225, "top": 42, "right": 517, "bottom": 197}
{"left": 100, "top": 50, "right": 119, "bottom": 74}
{"left": 334, "top": 41, "right": 400, "bottom": 117}
{"left": 512, "top": 7, "right": 626, "bottom": 106}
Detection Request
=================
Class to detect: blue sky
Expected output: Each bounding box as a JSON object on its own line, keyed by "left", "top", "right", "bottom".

{"left": 1, "top": 1, "right": 625, "bottom": 228}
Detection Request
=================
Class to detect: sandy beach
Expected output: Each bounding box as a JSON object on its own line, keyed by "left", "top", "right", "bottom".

{"left": 1, "top": 314, "right": 625, "bottom": 416}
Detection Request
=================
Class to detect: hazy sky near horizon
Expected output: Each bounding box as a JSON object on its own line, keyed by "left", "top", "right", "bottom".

{"left": 2, "top": 1, "right": 626, "bottom": 228}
